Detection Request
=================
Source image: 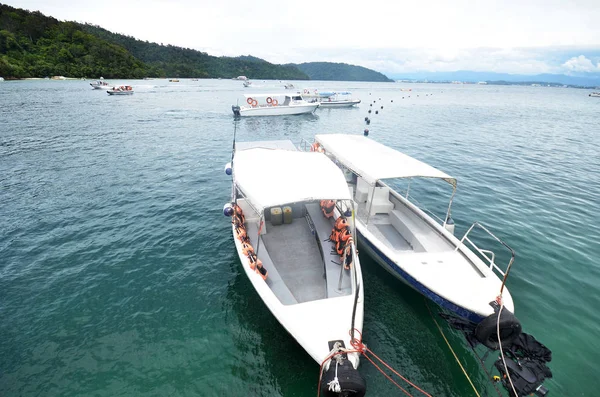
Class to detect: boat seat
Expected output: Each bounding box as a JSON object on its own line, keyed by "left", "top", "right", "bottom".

{"left": 389, "top": 209, "right": 426, "bottom": 252}
{"left": 355, "top": 177, "right": 369, "bottom": 203}
{"left": 369, "top": 187, "right": 394, "bottom": 216}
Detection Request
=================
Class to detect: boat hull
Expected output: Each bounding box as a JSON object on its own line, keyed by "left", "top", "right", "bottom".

{"left": 107, "top": 91, "right": 134, "bottom": 95}
{"left": 319, "top": 99, "right": 361, "bottom": 108}
{"left": 357, "top": 230, "right": 485, "bottom": 323}
{"left": 237, "top": 104, "right": 319, "bottom": 116}
{"left": 231, "top": 221, "right": 364, "bottom": 367}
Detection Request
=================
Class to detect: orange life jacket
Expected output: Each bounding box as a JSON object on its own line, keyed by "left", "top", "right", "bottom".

{"left": 321, "top": 200, "right": 336, "bottom": 218}
{"left": 334, "top": 217, "right": 348, "bottom": 232}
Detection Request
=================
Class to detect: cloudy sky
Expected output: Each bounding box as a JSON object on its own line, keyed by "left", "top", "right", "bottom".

{"left": 5, "top": 0, "right": 600, "bottom": 75}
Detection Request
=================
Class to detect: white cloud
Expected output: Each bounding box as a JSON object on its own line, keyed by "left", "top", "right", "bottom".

{"left": 562, "top": 55, "right": 600, "bottom": 72}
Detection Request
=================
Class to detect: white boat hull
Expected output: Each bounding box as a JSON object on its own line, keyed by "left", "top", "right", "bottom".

{"left": 107, "top": 90, "right": 134, "bottom": 95}
{"left": 238, "top": 103, "right": 319, "bottom": 116}
{"left": 91, "top": 85, "right": 110, "bottom": 90}
{"left": 231, "top": 222, "right": 364, "bottom": 367}
{"left": 319, "top": 99, "right": 361, "bottom": 108}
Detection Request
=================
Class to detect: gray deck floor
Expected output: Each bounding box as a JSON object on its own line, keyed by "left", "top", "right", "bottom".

{"left": 373, "top": 224, "right": 412, "bottom": 251}
{"left": 262, "top": 219, "right": 326, "bottom": 303}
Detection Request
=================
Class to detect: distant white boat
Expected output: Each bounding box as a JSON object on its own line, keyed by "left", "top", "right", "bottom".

{"left": 169, "top": 79, "right": 180, "bottom": 82}
{"left": 0, "top": 77, "right": 4, "bottom": 82}
{"left": 243, "top": 80, "right": 252, "bottom": 87}
{"left": 90, "top": 80, "right": 110, "bottom": 89}
{"left": 107, "top": 85, "right": 134, "bottom": 95}
{"left": 284, "top": 83, "right": 295, "bottom": 89}
{"left": 313, "top": 92, "right": 361, "bottom": 108}
{"left": 236, "top": 75, "right": 248, "bottom": 81}
{"left": 232, "top": 94, "right": 319, "bottom": 116}
{"left": 589, "top": 92, "right": 600, "bottom": 97}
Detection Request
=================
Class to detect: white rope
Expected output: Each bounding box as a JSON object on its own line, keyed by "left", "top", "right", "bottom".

{"left": 497, "top": 300, "right": 519, "bottom": 397}
{"left": 327, "top": 360, "right": 342, "bottom": 393}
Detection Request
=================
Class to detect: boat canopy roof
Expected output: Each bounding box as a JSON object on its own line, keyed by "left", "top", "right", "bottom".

{"left": 234, "top": 148, "right": 351, "bottom": 212}
{"left": 315, "top": 134, "right": 457, "bottom": 188}
{"left": 243, "top": 93, "right": 291, "bottom": 98}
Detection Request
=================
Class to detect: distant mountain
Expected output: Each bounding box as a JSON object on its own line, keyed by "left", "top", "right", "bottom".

{"left": 77, "top": 25, "right": 309, "bottom": 80}
{"left": 294, "top": 62, "right": 394, "bottom": 82}
{"left": 0, "top": 4, "right": 309, "bottom": 79}
{"left": 390, "top": 70, "right": 600, "bottom": 87}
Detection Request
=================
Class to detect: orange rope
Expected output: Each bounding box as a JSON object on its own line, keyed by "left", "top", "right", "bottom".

{"left": 316, "top": 329, "right": 433, "bottom": 397}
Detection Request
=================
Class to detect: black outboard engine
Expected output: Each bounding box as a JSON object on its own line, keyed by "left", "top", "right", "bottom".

{"left": 440, "top": 305, "right": 552, "bottom": 397}
{"left": 494, "top": 333, "right": 553, "bottom": 397}
{"left": 320, "top": 341, "right": 366, "bottom": 397}
{"left": 232, "top": 105, "right": 241, "bottom": 116}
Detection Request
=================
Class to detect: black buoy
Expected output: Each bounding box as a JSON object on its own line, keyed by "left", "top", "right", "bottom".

{"left": 375, "top": 110, "right": 379, "bottom": 114}
{"left": 402, "top": 97, "right": 404, "bottom": 99}
{"left": 366, "top": 119, "right": 370, "bottom": 125}
{"left": 417, "top": 95, "right": 419, "bottom": 97}
{"left": 369, "top": 93, "right": 371, "bottom": 95}
{"left": 364, "top": 116, "right": 368, "bottom": 121}
{"left": 378, "top": 97, "right": 381, "bottom": 100}
{"left": 370, "top": 104, "right": 372, "bottom": 107}
{"left": 373, "top": 100, "right": 376, "bottom": 103}
{"left": 364, "top": 129, "right": 369, "bottom": 136}
{"left": 381, "top": 106, "right": 383, "bottom": 109}
{"left": 391, "top": 100, "right": 394, "bottom": 102}
{"left": 368, "top": 110, "right": 371, "bottom": 114}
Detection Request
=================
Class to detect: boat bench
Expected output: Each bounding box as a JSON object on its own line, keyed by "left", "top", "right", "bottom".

{"left": 246, "top": 222, "right": 298, "bottom": 305}
{"left": 389, "top": 209, "right": 427, "bottom": 252}
{"left": 305, "top": 203, "right": 352, "bottom": 297}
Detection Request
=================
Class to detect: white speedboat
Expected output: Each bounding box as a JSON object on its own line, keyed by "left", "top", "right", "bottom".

{"left": 313, "top": 134, "right": 521, "bottom": 349}
{"left": 90, "top": 80, "right": 110, "bottom": 89}
{"left": 107, "top": 85, "right": 134, "bottom": 95}
{"left": 224, "top": 140, "right": 365, "bottom": 396}
{"left": 590, "top": 92, "right": 600, "bottom": 97}
{"left": 316, "top": 92, "right": 361, "bottom": 108}
{"left": 232, "top": 94, "right": 319, "bottom": 116}
{"left": 0, "top": 77, "right": 4, "bottom": 81}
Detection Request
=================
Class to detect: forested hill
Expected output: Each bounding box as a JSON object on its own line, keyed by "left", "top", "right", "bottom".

{"left": 295, "top": 62, "right": 394, "bottom": 82}
{"left": 0, "top": 4, "right": 309, "bottom": 79}
{"left": 77, "top": 24, "right": 308, "bottom": 80}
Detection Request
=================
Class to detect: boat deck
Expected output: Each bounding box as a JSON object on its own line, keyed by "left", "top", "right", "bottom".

{"left": 262, "top": 220, "right": 326, "bottom": 303}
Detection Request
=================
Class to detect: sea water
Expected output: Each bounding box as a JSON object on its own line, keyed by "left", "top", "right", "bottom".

{"left": 1, "top": 79, "right": 599, "bottom": 396}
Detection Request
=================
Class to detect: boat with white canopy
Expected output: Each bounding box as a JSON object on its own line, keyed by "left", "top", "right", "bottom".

{"left": 590, "top": 92, "right": 600, "bottom": 97}
{"left": 223, "top": 140, "right": 366, "bottom": 396}
{"left": 313, "top": 92, "right": 361, "bottom": 108}
{"left": 107, "top": 85, "right": 134, "bottom": 95}
{"left": 90, "top": 80, "right": 110, "bottom": 89}
{"left": 311, "top": 134, "right": 522, "bottom": 348}
{"left": 232, "top": 94, "right": 319, "bottom": 116}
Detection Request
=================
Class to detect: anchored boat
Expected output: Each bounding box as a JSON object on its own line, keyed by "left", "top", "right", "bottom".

{"left": 90, "top": 80, "right": 110, "bottom": 89}
{"left": 589, "top": 92, "right": 600, "bottom": 97}
{"left": 311, "top": 134, "right": 553, "bottom": 396}
{"left": 107, "top": 85, "right": 134, "bottom": 95}
{"left": 313, "top": 92, "right": 361, "bottom": 108}
{"left": 224, "top": 140, "right": 366, "bottom": 396}
{"left": 232, "top": 94, "right": 319, "bottom": 116}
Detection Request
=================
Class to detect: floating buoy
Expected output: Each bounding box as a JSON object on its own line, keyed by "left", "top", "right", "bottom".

{"left": 364, "top": 116, "right": 368, "bottom": 121}
{"left": 391, "top": 100, "right": 394, "bottom": 102}
{"left": 381, "top": 106, "right": 383, "bottom": 109}
{"left": 368, "top": 110, "right": 371, "bottom": 114}
{"left": 364, "top": 129, "right": 369, "bottom": 136}
{"left": 402, "top": 97, "right": 404, "bottom": 99}
{"left": 224, "top": 162, "right": 232, "bottom": 176}
{"left": 366, "top": 119, "right": 370, "bottom": 125}
{"left": 417, "top": 95, "right": 419, "bottom": 97}
{"left": 223, "top": 203, "right": 234, "bottom": 217}
{"left": 378, "top": 97, "right": 381, "bottom": 100}
{"left": 375, "top": 110, "right": 379, "bottom": 114}
{"left": 370, "top": 104, "right": 372, "bottom": 107}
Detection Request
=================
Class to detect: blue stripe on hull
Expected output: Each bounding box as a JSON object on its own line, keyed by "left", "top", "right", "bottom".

{"left": 358, "top": 230, "right": 485, "bottom": 324}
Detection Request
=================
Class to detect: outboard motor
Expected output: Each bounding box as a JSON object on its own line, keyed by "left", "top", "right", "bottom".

{"left": 231, "top": 105, "right": 241, "bottom": 116}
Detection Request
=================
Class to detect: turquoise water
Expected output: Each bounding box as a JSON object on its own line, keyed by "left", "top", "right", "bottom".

{"left": 1, "top": 79, "right": 599, "bottom": 396}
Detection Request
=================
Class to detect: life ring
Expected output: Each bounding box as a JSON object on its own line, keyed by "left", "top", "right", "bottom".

{"left": 475, "top": 309, "right": 522, "bottom": 350}
{"left": 303, "top": 89, "right": 309, "bottom": 94}
{"left": 272, "top": 99, "right": 278, "bottom": 106}
{"left": 246, "top": 97, "right": 253, "bottom": 105}
{"left": 266, "top": 97, "right": 272, "bottom": 104}
{"left": 252, "top": 99, "right": 258, "bottom": 107}
{"left": 310, "top": 142, "right": 319, "bottom": 152}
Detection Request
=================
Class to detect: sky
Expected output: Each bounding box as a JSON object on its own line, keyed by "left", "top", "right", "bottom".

{"left": 4, "top": 0, "right": 600, "bottom": 76}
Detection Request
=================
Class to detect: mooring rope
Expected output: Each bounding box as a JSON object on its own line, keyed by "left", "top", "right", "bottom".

{"left": 424, "top": 300, "right": 482, "bottom": 397}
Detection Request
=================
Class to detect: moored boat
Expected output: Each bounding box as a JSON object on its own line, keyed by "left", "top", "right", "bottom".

{"left": 589, "top": 92, "right": 600, "bottom": 97}
{"left": 90, "top": 80, "right": 110, "bottom": 89}
{"left": 224, "top": 139, "right": 365, "bottom": 396}
{"left": 313, "top": 134, "right": 517, "bottom": 326}
{"left": 232, "top": 94, "right": 319, "bottom": 116}
{"left": 314, "top": 92, "right": 361, "bottom": 108}
{"left": 107, "top": 85, "right": 134, "bottom": 95}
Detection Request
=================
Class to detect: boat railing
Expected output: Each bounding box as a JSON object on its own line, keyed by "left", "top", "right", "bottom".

{"left": 456, "top": 222, "right": 515, "bottom": 293}
{"left": 298, "top": 138, "right": 312, "bottom": 152}
{"left": 402, "top": 190, "right": 446, "bottom": 224}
